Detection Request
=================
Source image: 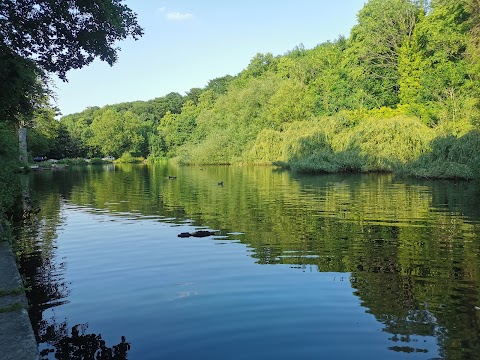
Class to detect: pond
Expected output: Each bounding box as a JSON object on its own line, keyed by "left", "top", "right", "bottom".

{"left": 14, "top": 163, "right": 480, "bottom": 359}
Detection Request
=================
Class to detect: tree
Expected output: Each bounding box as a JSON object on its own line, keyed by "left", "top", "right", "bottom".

{"left": 412, "top": 0, "right": 475, "bottom": 122}
{"left": 242, "top": 53, "right": 278, "bottom": 79}
{"left": 266, "top": 79, "right": 315, "bottom": 126}
{"left": 0, "top": 44, "right": 47, "bottom": 124}
{"left": 205, "top": 75, "right": 235, "bottom": 96}
{"left": 157, "top": 101, "right": 198, "bottom": 156}
{"left": 89, "top": 110, "right": 147, "bottom": 157}
{"left": 0, "top": 0, "right": 143, "bottom": 79}
{"left": 348, "top": 0, "right": 424, "bottom": 108}
{"left": 0, "top": 0, "right": 143, "bottom": 162}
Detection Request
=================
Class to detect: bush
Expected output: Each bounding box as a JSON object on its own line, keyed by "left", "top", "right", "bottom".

{"left": 403, "top": 130, "right": 480, "bottom": 179}
{"left": 89, "top": 158, "right": 105, "bottom": 165}
{"left": 245, "top": 119, "right": 347, "bottom": 164}
{"left": 115, "top": 152, "right": 144, "bottom": 164}
{"left": 257, "top": 115, "right": 434, "bottom": 174}
{"left": 289, "top": 148, "right": 363, "bottom": 173}
{"left": 57, "top": 157, "right": 88, "bottom": 165}
{"left": 345, "top": 115, "right": 434, "bottom": 171}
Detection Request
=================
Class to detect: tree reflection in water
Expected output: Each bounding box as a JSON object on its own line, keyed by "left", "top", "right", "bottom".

{"left": 12, "top": 175, "right": 131, "bottom": 359}
{"left": 15, "top": 165, "right": 480, "bottom": 359}
{"left": 39, "top": 321, "right": 130, "bottom": 360}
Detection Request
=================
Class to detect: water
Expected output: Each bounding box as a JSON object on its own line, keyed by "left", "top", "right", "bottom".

{"left": 13, "top": 163, "right": 480, "bottom": 359}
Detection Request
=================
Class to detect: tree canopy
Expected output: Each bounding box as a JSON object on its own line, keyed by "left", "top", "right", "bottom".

{"left": 54, "top": 0, "right": 480, "bottom": 179}
{"left": 0, "top": 0, "right": 143, "bottom": 79}
{"left": 0, "top": 0, "right": 143, "bottom": 127}
{"left": 2, "top": 0, "right": 480, "bottom": 179}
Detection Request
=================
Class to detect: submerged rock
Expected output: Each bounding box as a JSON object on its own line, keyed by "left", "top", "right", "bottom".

{"left": 178, "top": 230, "right": 217, "bottom": 238}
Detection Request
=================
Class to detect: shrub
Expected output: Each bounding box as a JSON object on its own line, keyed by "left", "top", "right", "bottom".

{"left": 345, "top": 116, "right": 434, "bottom": 171}
{"left": 404, "top": 130, "right": 480, "bottom": 179}
{"left": 289, "top": 148, "right": 363, "bottom": 173}
{"left": 57, "top": 158, "right": 87, "bottom": 165}
{"left": 115, "top": 152, "right": 144, "bottom": 164}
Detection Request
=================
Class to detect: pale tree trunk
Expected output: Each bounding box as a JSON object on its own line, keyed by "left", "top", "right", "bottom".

{"left": 18, "top": 126, "right": 28, "bottom": 163}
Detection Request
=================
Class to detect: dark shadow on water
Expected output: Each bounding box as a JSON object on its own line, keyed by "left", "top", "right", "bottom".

{"left": 39, "top": 321, "right": 130, "bottom": 360}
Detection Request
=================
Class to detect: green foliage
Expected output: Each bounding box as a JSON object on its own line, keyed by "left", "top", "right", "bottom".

{"left": 241, "top": 53, "right": 278, "bottom": 79}
{"left": 0, "top": 45, "right": 48, "bottom": 124}
{"left": 348, "top": 0, "right": 424, "bottom": 108}
{"left": 249, "top": 115, "right": 433, "bottom": 174}
{"left": 157, "top": 101, "right": 198, "bottom": 157}
{"left": 115, "top": 152, "right": 144, "bottom": 164}
{"left": 404, "top": 130, "right": 480, "bottom": 179}
{"left": 410, "top": 0, "right": 479, "bottom": 123}
{"left": 0, "top": 123, "right": 20, "bottom": 223}
{"left": 266, "top": 79, "right": 315, "bottom": 126}
{"left": 179, "top": 75, "right": 283, "bottom": 164}
{"left": 0, "top": 0, "right": 143, "bottom": 79}
{"left": 246, "top": 120, "right": 335, "bottom": 164}
{"left": 308, "top": 40, "right": 357, "bottom": 114}
{"left": 288, "top": 149, "right": 363, "bottom": 173}
{"left": 88, "top": 110, "right": 147, "bottom": 158}
{"left": 48, "top": 0, "right": 480, "bottom": 179}
{"left": 27, "top": 107, "right": 77, "bottom": 159}
{"left": 345, "top": 116, "right": 434, "bottom": 171}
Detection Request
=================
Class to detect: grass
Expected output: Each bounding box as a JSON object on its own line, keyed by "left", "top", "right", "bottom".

{"left": 0, "top": 287, "right": 31, "bottom": 297}
{"left": 0, "top": 302, "right": 26, "bottom": 314}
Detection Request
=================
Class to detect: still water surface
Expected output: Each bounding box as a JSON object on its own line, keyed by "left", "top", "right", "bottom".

{"left": 14, "top": 163, "right": 480, "bottom": 359}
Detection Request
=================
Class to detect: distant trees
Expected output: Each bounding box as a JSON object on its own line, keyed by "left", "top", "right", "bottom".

{"left": 88, "top": 110, "right": 148, "bottom": 158}
{"left": 53, "top": 0, "right": 480, "bottom": 178}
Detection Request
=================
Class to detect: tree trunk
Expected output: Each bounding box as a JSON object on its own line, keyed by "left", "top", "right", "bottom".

{"left": 18, "top": 127, "right": 28, "bottom": 163}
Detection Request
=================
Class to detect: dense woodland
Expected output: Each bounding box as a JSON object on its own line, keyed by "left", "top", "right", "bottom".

{"left": 2, "top": 0, "right": 480, "bottom": 185}
{"left": 44, "top": 0, "right": 480, "bottom": 180}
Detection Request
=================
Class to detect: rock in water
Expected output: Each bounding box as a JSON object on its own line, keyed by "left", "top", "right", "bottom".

{"left": 177, "top": 230, "right": 217, "bottom": 238}
{"left": 191, "top": 230, "right": 216, "bottom": 237}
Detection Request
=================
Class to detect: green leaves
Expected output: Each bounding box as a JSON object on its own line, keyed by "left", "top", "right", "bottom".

{"left": 89, "top": 110, "right": 147, "bottom": 157}
{"left": 0, "top": 0, "right": 143, "bottom": 79}
{"left": 348, "top": 0, "right": 424, "bottom": 108}
{"left": 0, "top": 45, "right": 47, "bottom": 123}
{"left": 47, "top": 0, "right": 480, "bottom": 179}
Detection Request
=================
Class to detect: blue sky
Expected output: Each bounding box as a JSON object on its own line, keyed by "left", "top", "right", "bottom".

{"left": 53, "top": 0, "right": 367, "bottom": 116}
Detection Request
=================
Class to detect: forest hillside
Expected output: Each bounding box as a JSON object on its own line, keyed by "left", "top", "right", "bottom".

{"left": 26, "top": 0, "right": 480, "bottom": 179}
